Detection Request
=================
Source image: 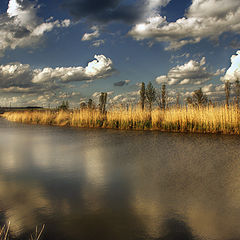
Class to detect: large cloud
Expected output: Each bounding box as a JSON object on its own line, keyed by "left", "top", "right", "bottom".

{"left": 0, "top": 63, "right": 33, "bottom": 88}
{"left": 156, "top": 57, "right": 224, "bottom": 86}
{"left": 0, "top": 0, "right": 70, "bottom": 57}
{"left": 222, "top": 50, "right": 240, "bottom": 82}
{"left": 62, "top": 0, "right": 170, "bottom": 24}
{"left": 129, "top": 0, "right": 240, "bottom": 50}
{"left": 0, "top": 55, "right": 114, "bottom": 92}
{"left": 0, "top": 62, "right": 62, "bottom": 94}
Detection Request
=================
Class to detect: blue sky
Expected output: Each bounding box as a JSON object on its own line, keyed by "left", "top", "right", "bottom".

{"left": 0, "top": 0, "right": 240, "bottom": 107}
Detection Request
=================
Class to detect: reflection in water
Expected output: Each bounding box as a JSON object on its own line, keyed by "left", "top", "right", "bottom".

{"left": 160, "top": 217, "right": 196, "bottom": 240}
{"left": 0, "top": 118, "right": 240, "bottom": 240}
{"left": 0, "top": 177, "right": 52, "bottom": 235}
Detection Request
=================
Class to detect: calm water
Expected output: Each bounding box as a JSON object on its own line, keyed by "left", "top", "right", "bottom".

{"left": 1, "top": 118, "right": 240, "bottom": 240}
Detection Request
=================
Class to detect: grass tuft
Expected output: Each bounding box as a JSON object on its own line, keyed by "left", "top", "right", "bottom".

{"left": 0, "top": 223, "right": 44, "bottom": 240}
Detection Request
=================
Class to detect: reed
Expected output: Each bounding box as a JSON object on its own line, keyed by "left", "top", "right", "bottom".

{"left": 0, "top": 223, "right": 44, "bottom": 240}
{"left": 2, "top": 105, "right": 240, "bottom": 134}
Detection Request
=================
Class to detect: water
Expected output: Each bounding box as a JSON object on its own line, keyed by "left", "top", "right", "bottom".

{"left": 0, "top": 118, "right": 240, "bottom": 240}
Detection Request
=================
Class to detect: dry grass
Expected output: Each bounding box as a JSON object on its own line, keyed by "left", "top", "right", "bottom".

{"left": 0, "top": 223, "right": 44, "bottom": 240}
{"left": 2, "top": 105, "right": 240, "bottom": 134}
{"left": 0, "top": 223, "right": 10, "bottom": 240}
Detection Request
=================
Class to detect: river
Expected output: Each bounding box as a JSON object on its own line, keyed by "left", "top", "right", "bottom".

{"left": 0, "top": 118, "right": 240, "bottom": 240}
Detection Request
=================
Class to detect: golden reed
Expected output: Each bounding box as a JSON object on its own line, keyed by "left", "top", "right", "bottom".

{"left": 2, "top": 105, "right": 240, "bottom": 134}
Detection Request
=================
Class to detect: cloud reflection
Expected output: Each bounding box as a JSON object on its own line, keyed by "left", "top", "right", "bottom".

{"left": 1, "top": 120, "right": 240, "bottom": 239}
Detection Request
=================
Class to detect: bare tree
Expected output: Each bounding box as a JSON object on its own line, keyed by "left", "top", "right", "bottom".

{"left": 193, "top": 88, "right": 208, "bottom": 106}
{"left": 58, "top": 100, "right": 69, "bottom": 110}
{"left": 87, "top": 99, "right": 93, "bottom": 109}
{"left": 99, "top": 92, "right": 107, "bottom": 114}
{"left": 187, "top": 88, "right": 208, "bottom": 107}
{"left": 186, "top": 96, "right": 193, "bottom": 106}
{"left": 161, "top": 83, "right": 167, "bottom": 110}
{"left": 80, "top": 102, "right": 87, "bottom": 109}
{"left": 140, "top": 82, "right": 146, "bottom": 110}
{"left": 156, "top": 89, "right": 161, "bottom": 108}
{"left": 225, "top": 80, "right": 231, "bottom": 107}
{"left": 176, "top": 92, "right": 180, "bottom": 108}
{"left": 146, "top": 82, "right": 156, "bottom": 111}
{"left": 234, "top": 79, "right": 240, "bottom": 107}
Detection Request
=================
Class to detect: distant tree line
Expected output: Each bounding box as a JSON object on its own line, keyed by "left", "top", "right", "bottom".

{"left": 57, "top": 78, "right": 240, "bottom": 112}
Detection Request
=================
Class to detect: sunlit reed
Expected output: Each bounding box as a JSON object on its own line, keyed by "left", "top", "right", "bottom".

{"left": 0, "top": 223, "right": 44, "bottom": 240}
{"left": 2, "top": 105, "right": 240, "bottom": 134}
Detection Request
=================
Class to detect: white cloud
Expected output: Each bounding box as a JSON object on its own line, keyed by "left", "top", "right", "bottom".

{"left": 92, "top": 92, "right": 101, "bottom": 98}
{"left": 84, "top": 55, "right": 113, "bottom": 79}
{"left": 112, "top": 94, "right": 123, "bottom": 101}
{"left": 156, "top": 57, "right": 223, "bottom": 86}
{"left": 0, "top": 86, "right": 32, "bottom": 93}
{"left": 129, "top": 0, "right": 240, "bottom": 50}
{"left": 0, "top": 63, "right": 33, "bottom": 88}
{"left": 199, "top": 83, "right": 226, "bottom": 99}
{"left": 128, "top": 90, "right": 140, "bottom": 96}
{"left": 187, "top": 0, "right": 240, "bottom": 19}
{"left": 144, "top": 0, "right": 171, "bottom": 18}
{"left": 92, "top": 39, "right": 105, "bottom": 47}
{"left": 61, "top": 19, "right": 71, "bottom": 27}
{"left": 0, "top": 55, "right": 114, "bottom": 93}
{"left": 110, "top": 90, "right": 140, "bottom": 104}
{"left": 33, "top": 55, "right": 114, "bottom": 83}
{"left": 156, "top": 75, "right": 168, "bottom": 84}
{"left": 222, "top": 50, "right": 240, "bottom": 82}
{"left": 82, "top": 26, "right": 100, "bottom": 41}
{"left": 0, "top": 0, "right": 70, "bottom": 57}
{"left": 215, "top": 84, "right": 225, "bottom": 92}
{"left": 7, "top": 0, "right": 39, "bottom": 27}
{"left": 92, "top": 91, "right": 114, "bottom": 102}
{"left": 202, "top": 84, "right": 214, "bottom": 95}
{"left": 179, "top": 79, "right": 190, "bottom": 85}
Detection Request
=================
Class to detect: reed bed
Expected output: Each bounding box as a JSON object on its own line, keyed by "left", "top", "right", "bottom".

{"left": 2, "top": 105, "right": 240, "bottom": 134}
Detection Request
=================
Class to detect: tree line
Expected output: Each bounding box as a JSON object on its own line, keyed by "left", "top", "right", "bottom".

{"left": 57, "top": 79, "right": 240, "bottom": 111}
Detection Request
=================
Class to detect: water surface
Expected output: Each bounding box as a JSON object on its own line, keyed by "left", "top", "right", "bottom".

{"left": 0, "top": 118, "right": 240, "bottom": 240}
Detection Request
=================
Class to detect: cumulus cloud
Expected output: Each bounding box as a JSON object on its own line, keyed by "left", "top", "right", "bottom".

{"left": 32, "top": 55, "right": 114, "bottom": 83}
{"left": 222, "top": 50, "right": 240, "bottom": 82}
{"left": 202, "top": 84, "right": 214, "bottom": 95}
{"left": 156, "top": 75, "right": 168, "bottom": 84}
{"left": 112, "top": 94, "right": 123, "bottom": 101}
{"left": 0, "top": 63, "right": 33, "bottom": 88}
{"left": 0, "top": 55, "right": 114, "bottom": 92}
{"left": 156, "top": 57, "right": 224, "bottom": 86}
{"left": 110, "top": 90, "right": 140, "bottom": 104}
{"left": 0, "top": 63, "right": 60, "bottom": 94}
{"left": 114, "top": 80, "right": 130, "bottom": 86}
{"left": 199, "top": 83, "right": 227, "bottom": 100}
{"left": 82, "top": 26, "right": 100, "bottom": 41}
{"left": 129, "top": 0, "right": 240, "bottom": 50}
{"left": 92, "top": 91, "right": 114, "bottom": 100}
{"left": 0, "top": 0, "right": 70, "bottom": 57}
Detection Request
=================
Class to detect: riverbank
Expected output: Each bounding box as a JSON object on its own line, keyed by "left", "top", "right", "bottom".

{"left": 2, "top": 106, "right": 240, "bottom": 134}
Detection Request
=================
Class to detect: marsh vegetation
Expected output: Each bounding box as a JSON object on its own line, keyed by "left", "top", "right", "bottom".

{"left": 2, "top": 81, "right": 240, "bottom": 134}
{"left": 2, "top": 104, "right": 240, "bottom": 134}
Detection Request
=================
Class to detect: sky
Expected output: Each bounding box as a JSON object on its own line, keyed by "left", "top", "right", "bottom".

{"left": 0, "top": 0, "right": 240, "bottom": 108}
